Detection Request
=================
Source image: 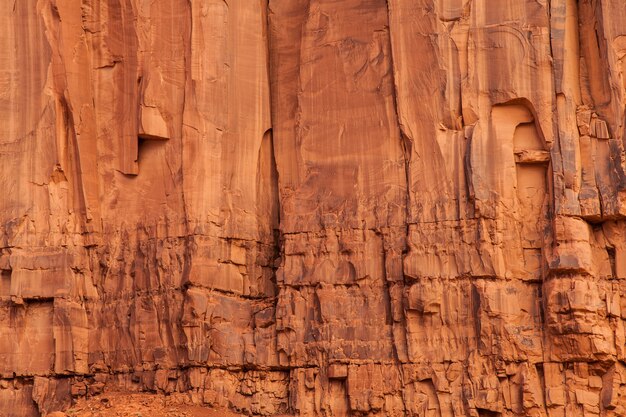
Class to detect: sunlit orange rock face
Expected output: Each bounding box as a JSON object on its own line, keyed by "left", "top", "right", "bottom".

{"left": 2, "top": 0, "right": 626, "bottom": 416}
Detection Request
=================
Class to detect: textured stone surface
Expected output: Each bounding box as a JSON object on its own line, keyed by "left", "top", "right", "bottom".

{"left": 2, "top": 0, "right": 626, "bottom": 416}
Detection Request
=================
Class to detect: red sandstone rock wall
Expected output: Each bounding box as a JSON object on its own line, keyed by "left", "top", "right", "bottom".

{"left": 1, "top": 0, "right": 626, "bottom": 416}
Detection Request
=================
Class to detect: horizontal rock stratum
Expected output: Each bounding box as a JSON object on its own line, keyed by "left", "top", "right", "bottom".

{"left": 2, "top": 0, "right": 626, "bottom": 416}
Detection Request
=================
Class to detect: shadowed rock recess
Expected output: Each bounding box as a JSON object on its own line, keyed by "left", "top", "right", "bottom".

{"left": 2, "top": 0, "right": 626, "bottom": 416}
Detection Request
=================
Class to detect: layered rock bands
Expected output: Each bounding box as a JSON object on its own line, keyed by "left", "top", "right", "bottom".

{"left": 2, "top": 0, "right": 626, "bottom": 416}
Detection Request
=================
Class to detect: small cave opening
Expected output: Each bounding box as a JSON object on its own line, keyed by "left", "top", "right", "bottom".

{"left": 135, "top": 133, "right": 168, "bottom": 174}
{"left": 1, "top": 268, "right": 11, "bottom": 297}
{"left": 607, "top": 246, "right": 617, "bottom": 278}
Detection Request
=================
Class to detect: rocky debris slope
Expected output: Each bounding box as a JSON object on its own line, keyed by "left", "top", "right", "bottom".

{"left": 45, "top": 392, "right": 283, "bottom": 417}
{"left": 2, "top": 0, "right": 626, "bottom": 416}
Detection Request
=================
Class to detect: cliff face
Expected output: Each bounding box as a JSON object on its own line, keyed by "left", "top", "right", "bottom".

{"left": 1, "top": 0, "right": 626, "bottom": 416}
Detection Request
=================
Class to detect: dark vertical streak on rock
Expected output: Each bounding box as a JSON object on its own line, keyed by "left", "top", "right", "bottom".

{"left": 382, "top": 0, "right": 410, "bottom": 394}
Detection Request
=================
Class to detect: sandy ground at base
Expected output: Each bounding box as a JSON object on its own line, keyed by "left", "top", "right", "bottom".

{"left": 46, "top": 392, "right": 293, "bottom": 417}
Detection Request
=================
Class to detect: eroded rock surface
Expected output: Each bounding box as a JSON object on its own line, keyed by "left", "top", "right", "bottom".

{"left": 2, "top": 0, "right": 626, "bottom": 416}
